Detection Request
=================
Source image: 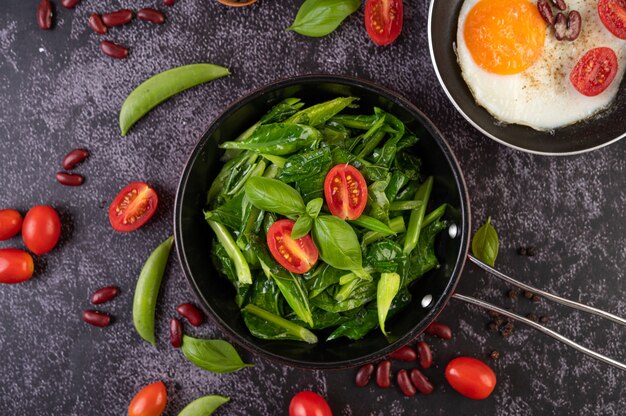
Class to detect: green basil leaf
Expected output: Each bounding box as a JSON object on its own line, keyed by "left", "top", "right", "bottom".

{"left": 306, "top": 198, "right": 324, "bottom": 218}
{"left": 244, "top": 177, "right": 306, "bottom": 217}
{"left": 178, "top": 395, "right": 230, "bottom": 416}
{"left": 312, "top": 215, "right": 363, "bottom": 272}
{"left": 377, "top": 272, "right": 400, "bottom": 336}
{"left": 472, "top": 216, "right": 499, "bottom": 267}
{"left": 292, "top": 215, "right": 313, "bottom": 240}
{"left": 181, "top": 336, "right": 253, "bottom": 373}
{"left": 288, "top": 0, "right": 361, "bottom": 37}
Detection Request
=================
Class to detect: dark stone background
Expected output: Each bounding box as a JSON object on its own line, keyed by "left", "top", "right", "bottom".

{"left": 1, "top": 1, "right": 624, "bottom": 414}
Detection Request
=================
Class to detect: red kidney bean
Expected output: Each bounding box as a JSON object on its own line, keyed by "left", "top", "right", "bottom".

{"left": 56, "top": 172, "right": 84, "bottom": 186}
{"left": 101, "top": 9, "right": 133, "bottom": 27}
{"left": 88, "top": 14, "right": 107, "bottom": 35}
{"left": 61, "top": 0, "right": 80, "bottom": 9}
{"left": 37, "top": 0, "right": 52, "bottom": 30}
{"left": 417, "top": 341, "right": 433, "bottom": 369}
{"left": 355, "top": 363, "right": 374, "bottom": 387}
{"left": 388, "top": 345, "right": 417, "bottom": 361}
{"left": 62, "top": 148, "right": 89, "bottom": 170}
{"left": 425, "top": 321, "right": 452, "bottom": 340}
{"left": 376, "top": 360, "right": 391, "bottom": 389}
{"left": 138, "top": 8, "right": 166, "bottom": 24}
{"left": 100, "top": 41, "right": 129, "bottom": 59}
{"left": 170, "top": 318, "right": 183, "bottom": 348}
{"left": 410, "top": 368, "right": 434, "bottom": 395}
{"left": 82, "top": 310, "right": 112, "bottom": 327}
{"left": 176, "top": 303, "right": 205, "bottom": 326}
{"left": 91, "top": 286, "right": 120, "bottom": 304}
{"left": 397, "top": 369, "right": 416, "bottom": 397}
{"left": 164, "top": 0, "right": 177, "bottom": 6}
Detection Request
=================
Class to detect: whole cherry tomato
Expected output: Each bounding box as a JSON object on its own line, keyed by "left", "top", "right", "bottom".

{"left": 22, "top": 206, "right": 61, "bottom": 255}
{"left": 323, "top": 165, "right": 368, "bottom": 220}
{"left": 289, "top": 391, "right": 333, "bottom": 416}
{"left": 0, "top": 209, "right": 23, "bottom": 240}
{"left": 128, "top": 381, "right": 167, "bottom": 416}
{"left": 445, "top": 357, "right": 496, "bottom": 400}
{"left": 267, "top": 219, "right": 318, "bottom": 274}
{"left": 109, "top": 182, "right": 158, "bottom": 232}
{"left": 0, "top": 249, "right": 34, "bottom": 284}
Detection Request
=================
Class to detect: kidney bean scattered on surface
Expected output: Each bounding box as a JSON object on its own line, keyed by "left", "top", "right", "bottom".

{"left": 101, "top": 9, "right": 133, "bottom": 27}
{"left": 91, "top": 286, "right": 120, "bottom": 304}
{"left": 410, "top": 368, "right": 434, "bottom": 395}
{"left": 56, "top": 172, "right": 84, "bottom": 186}
{"left": 397, "top": 369, "right": 416, "bottom": 397}
{"left": 164, "top": 0, "right": 177, "bottom": 6}
{"left": 62, "top": 148, "right": 89, "bottom": 170}
{"left": 170, "top": 318, "right": 183, "bottom": 348}
{"left": 100, "top": 41, "right": 129, "bottom": 59}
{"left": 61, "top": 0, "right": 80, "bottom": 9}
{"left": 389, "top": 345, "right": 417, "bottom": 361}
{"left": 417, "top": 341, "right": 433, "bottom": 369}
{"left": 137, "top": 8, "right": 166, "bottom": 24}
{"left": 425, "top": 322, "right": 452, "bottom": 340}
{"left": 176, "top": 303, "right": 205, "bottom": 326}
{"left": 376, "top": 360, "right": 391, "bottom": 389}
{"left": 88, "top": 14, "right": 107, "bottom": 34}
{"left": 83, "top": 310, "right": 112, "bottom": 327}
{"left": 355, "top": 363, "right": 374, "bottom": 387}
{"left": 37, "top": 0, "right": 53, "bottom": 30}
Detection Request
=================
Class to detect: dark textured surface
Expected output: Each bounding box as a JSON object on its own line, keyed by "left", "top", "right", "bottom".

{"left": 0, "top": 1, "right": 624, "bottom": 415}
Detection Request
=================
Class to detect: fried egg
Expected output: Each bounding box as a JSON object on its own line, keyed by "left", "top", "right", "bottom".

{"left": 457, "top": 0, "right": 626, "bottom": 130}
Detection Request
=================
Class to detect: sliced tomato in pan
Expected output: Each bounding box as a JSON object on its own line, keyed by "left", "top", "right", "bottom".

{"left": 324, "top": 164, "right": 368, "bottom": 221}
{"left": 598, "top": 0, "right": 626, "bottom": 39}
{"left": 267, "top": 219, "right": 318, "bottom": 274}
{"left": 570, "top": 47, "right": 619, "bottom": 97}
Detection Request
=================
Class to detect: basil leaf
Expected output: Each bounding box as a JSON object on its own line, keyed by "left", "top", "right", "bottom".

{"left": 292, "top": 215, "right": 313, "bottom": 240}
{"left": 181, "top": 336, "right": 253, "bottom": 373}
{"left": 306, "top": 198, "right": 324, "bottom": 218}
{"left": 312, "top": 215, "right": 363, "bottom": 272}
{"left": 377, "top": 272, "right": 400, "bottom": 336}
{"left": 288, "top": 0, "right": 361, "bottom": 37}
{"left": 245, "top": 177, "right": 306, "bottom": 217}
{"left": 472, "top": 216, "right": 499, "bottom": 267}
{"left": 178, "top": 395, "right": 230, "bottom": 416}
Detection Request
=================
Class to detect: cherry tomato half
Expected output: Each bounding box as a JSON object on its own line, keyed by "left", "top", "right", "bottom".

{"left": 598, "top": 0, "right": 626, "bottom": 39}
{"left": 22, "top": 206, "right": 61, "bottom": 255}
{"left": 289, "top": 391, "right": 333, "bottom": 416}
{"left": 108, "top": 182, "right": 158, "bottom": 232}
{"left": 267, "top": 219, "right": 318, "bottom": 274}
{"left": 445, "top": 357, "right": 496, "bottom": 400}
{"left": 0, "top": 249, "right": 34, "bottom": 284}
{"left": 0, "top": 209, "right": 23, "bottom": 240}
{"left": 324, "top": 165, "right": 368, "bottom": 221}
{"left": 364, "top": 0, "right": 403, "bottom": 46}
{"left": 570, "top": 47, "right": 619, "bottom": 97}
{"left": 128, "top": 381, "right": 167, "bottom": 416}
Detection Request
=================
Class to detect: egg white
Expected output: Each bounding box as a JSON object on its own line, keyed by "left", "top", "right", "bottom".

{"left": 457, "top": 0, "right": 626, "bottom": 130}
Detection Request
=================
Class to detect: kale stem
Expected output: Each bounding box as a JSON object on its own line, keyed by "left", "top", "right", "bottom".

{"left": 242, "top": 304, "right": 318, "bottom": 344}
{"left": 208, "top": 220, "right": 252, "bottom": 285}
{"left": 403, "top": 176, "right": 433, "bottom": 255}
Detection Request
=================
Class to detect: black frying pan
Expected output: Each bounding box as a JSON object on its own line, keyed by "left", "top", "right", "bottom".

{"left": 428, "top": 0, "right": 626, "bottom": 155}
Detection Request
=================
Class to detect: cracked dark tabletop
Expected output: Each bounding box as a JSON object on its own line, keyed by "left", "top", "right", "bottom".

{"left": 1, "top": 1, "right": 625, "bottom": 415}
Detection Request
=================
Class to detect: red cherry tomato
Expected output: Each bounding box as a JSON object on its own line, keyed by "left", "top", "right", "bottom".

{"left": 445, "top": 357, "right": 497, "bottom": 400}
{"left": 570, "top": 47, "right": 619, "bottom": 97}
{"left": 598, "top": 0, "right": 626, "bottom": 39}
{"left": 323, "top": 165, "right": 368, "bottom": 220}
{"left": 289, "top": 391, "right": 333, "bottom": 416}
{"left": 0, "top": 249, "right": 34, "bottom": 284}
{"left": 128, "top": 381, "right": 167, "bottom": 416}
{"left": 267, "top": 220, "right": 318, "bottom": 274}
{"left": 108, "top": 182, "right": 158, "bottom": 232}
{"left": 364, "top": 0, "right": 403, "bottom": 46}
{"left": 0, "top": 209, "right": 23, "bottom": 240}
{"left": 22, "top": 206, "right": 61, "bottom": 255}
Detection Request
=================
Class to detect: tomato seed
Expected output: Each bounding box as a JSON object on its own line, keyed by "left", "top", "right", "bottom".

{"left": 37, "top": 0, "right": 53, "bottom": 30}
{"left": 61, "top": 0, "right": 80, "bottom": 9}
{"left": 101, "top": 9, "right": 133, "bottom": 27}
{"left": 397, "top": 369, "right": 416, "bottom": 397}
{"left": 409, "top": 368, "right": 434, "bottom": 395}
{"left": 91, "top": 286, "right": 120, "bottom": 304}
{"left": 56, "top": 172, "right": 85, "bottom": 186}
{"left": 62, "top": 148, "right": 90, "bottom": 170}
{"left": 425, "top": 321, "right": 452, "bottom": 340}
{"left": 100, "top": 41, "right": 129, "bottom": 59}
{"left": 170, "top": 318, "right": 183, "bottom": 348}
{"left": 388, "top": 345, "right": 417, "bottom": 361}
{"left": 176, "top": 303, "right": 205, "bottom": 326}
{"left": 376, "top": 360, "right": 391, "bottom": 388}
{"left": 88, "top": 14, "right": 107, "bottom": 35}
{"left": 164, "top": 0, "right": 177, "bottom": 6}
{"left": 417, "top": 341, "right": 433, "bottom": 369}
{"left": 355, "top": 363, "right": 374, "bottom": 387}
{"left": 137, "top": 8, "right": 166, "bottom": 24}
{"left": 82, "top": 310, "right": 112, "bottom": 327}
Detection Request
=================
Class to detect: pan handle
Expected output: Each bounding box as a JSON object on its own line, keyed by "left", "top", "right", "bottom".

{"left": 452, "top": 293, "right": 626, "bottom": 372}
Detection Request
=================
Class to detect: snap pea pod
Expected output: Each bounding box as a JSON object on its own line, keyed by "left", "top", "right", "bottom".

{"left": 178, "top": 395, "right": 230, "bottom": 416}
{"left": 403, "top": 176, "right": 433, "bottom": 255}
{"left": 120, "top": 64, "right": 230, "bottom": 136}
{"left": 133, "top": 236, "right": 174, "bottom": 346}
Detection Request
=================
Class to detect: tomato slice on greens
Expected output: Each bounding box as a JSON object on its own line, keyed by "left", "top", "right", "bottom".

{"left": 364, "top": 0, "right": 403, "bottom": 46}
{"left": 108, "top": 182, "right": 158, "bottom": 232}
{"left": 267, "top": 219, "right": 318, "bottom": 274}
{"left": 324, "top": 164, "right": 368, "bottom": 221}
{"left": 570, "top": 47, "right": 619, "bottom": 97}
{"left": 598, "top": 0, "right": 626, "bottom": 39}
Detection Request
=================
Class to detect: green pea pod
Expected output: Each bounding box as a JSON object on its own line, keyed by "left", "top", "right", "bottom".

{"left": 178, "top": 395, "right": 230, "bottom": 416}
{"left": 120, "top": 64, "right": 230, "bottom": 136}
{"left": 133, "top": 236, "right": 174, "bottom": 346}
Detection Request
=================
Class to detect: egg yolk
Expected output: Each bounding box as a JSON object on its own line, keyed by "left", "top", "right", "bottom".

{"left": 464, "top": 0, "right": 547, "bottom": 75}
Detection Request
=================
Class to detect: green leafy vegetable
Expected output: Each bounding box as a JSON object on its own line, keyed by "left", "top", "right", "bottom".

{"left": 377, "top": 272, "right": 400, "bottom": 336}
{"left": 288, "top": 0, "right": 361, "bottom": 37}
{"left": 245, "top": 177, "right": 306, "bottom": 218}
{"left": 286, "top": 97, "right": 358, "bottom": 126}
{"left": 207, "top": 220, "right": 252, "bottom": 285}
{"left": 220, "top": 123, "right": 321, "bottom": 156}
{"left": 403, "top": 176, "right": 433, "bottom": 255}
{"left": 178, "top": 395, "right": 230, "bottom": 416}
{"left": 472, "top": 216, "right": 499, "bottom": 267}
{"left": 242, "top": 304, "right": 318, "bottom": 344}
{"left": 181, "top": 336, "right": 253, "bottom": 373}
{"left": 278, "top": 147, "right": 333, "bottom": 183}
{"left": 348, "top": 214, "right": 395, "bottom": 235}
